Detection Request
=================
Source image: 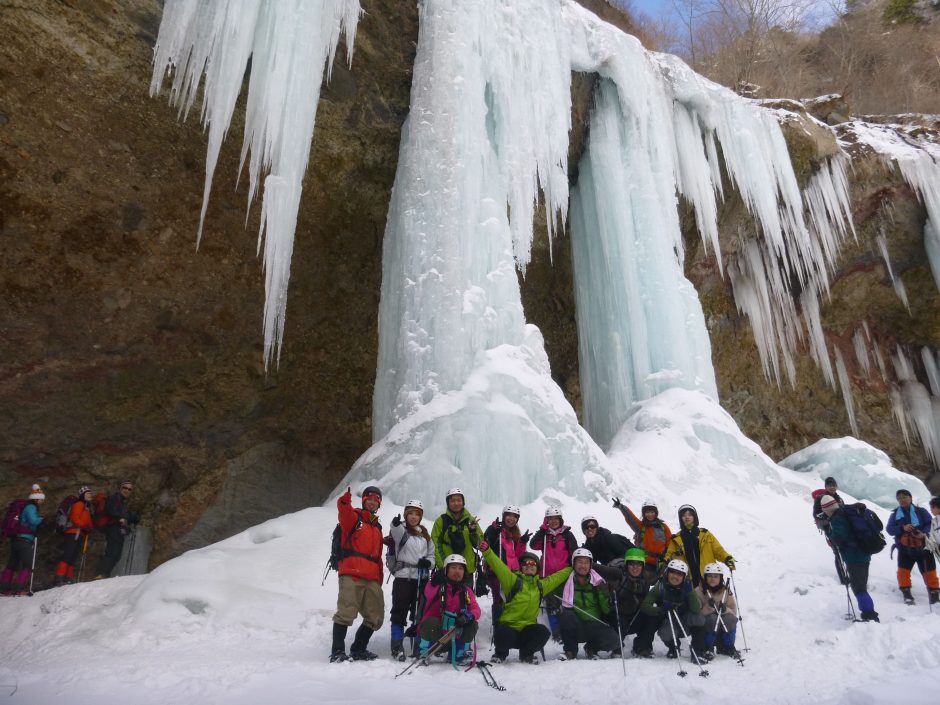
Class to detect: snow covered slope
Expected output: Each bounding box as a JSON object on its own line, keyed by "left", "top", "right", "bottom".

{"left": 2, "top": 390, "right": 936, "bottom": 705}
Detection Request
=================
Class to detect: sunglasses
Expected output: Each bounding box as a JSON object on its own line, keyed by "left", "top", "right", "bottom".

{"left": 521, "top": 559, "right": 538, "bottom": 567}
{"left": 584, "top": 524, "right": 598, "bottom": 531}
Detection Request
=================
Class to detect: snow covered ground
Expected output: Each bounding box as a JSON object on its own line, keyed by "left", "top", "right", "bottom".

{"left": 1, "top": 390, "right": 936, "bottom": 705}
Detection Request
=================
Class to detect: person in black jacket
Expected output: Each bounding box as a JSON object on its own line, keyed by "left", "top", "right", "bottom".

{"left": 94, "top": 481, "right": 139, "bottom": 579}
{"left": 593, "top": 547, "right": 654, "bottom": 643}
{"left": 580, "top": 515, "right": 633, "bottom": 565}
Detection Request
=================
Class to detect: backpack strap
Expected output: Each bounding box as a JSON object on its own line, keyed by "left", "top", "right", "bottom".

{"left": 339, "top": 514, "right": 382, "bottom": 565}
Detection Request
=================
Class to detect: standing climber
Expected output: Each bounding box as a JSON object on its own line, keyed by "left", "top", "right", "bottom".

{"left": 664, "top": 504, "right": 735, "bottom": 588}
{"left": 579, "top": 515, "right": 633, "bottom": 566}
{"left": 431, "top": 488, "right": 481, "bottom": 585}
{"left": 482, "top": 505, "right": 530, "bottom": 625}
{"left": 54, "top": 486, "right": 95, "bottom": 586}
{"left": 330, "top": 486, "right": 384, "bottom": 662}
{"left": 94, "top": 480, "right": 140, "bottom": 579}
{"left": 1, "top": 484, "right": 45, "bottom": 595}
{"left": 386, "top": 498, "right": 434, "bottom": 660}
{"left": 886, "top": 489, "right": 938, "bottom": 606}
{"left": 820, "top": 494, "right": 879, "bottom": 622}
{"left": 613, "top": 498, "right": 672, "bottom": 577}
{"left": 530, "top": 506, "right": 578, "bottom": 641}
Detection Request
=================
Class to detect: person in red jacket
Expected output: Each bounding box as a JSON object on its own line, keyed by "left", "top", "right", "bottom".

{"left": 331, "top": 486, "right": 384, "bottom": 663}
{"left": 54, "top": 486, "right": 95, "bottom": 586}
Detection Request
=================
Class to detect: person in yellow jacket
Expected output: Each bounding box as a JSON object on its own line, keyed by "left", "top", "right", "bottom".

{"left": 663, "top": 504, "right": 736, "bottom": 587}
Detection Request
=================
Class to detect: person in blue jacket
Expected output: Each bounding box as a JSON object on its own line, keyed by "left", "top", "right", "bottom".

{"left": 886, "top": 489, "right": 938, "bottom": 606}
{"left": 1, "top": 484, "right": 45, "bottom": 596}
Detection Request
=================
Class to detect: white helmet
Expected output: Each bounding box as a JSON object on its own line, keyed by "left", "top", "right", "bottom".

{"left": 444, "top": 554, "right": 468, "bottom": 568}
{"left": 545, "top": 506, "right": 563, "bottom": 518}
{"left": 446, "top": 488, "right": 465, "bottom": 500}
{"left": 404, "top": 499, "right": 424, "bottom": 512}
{"left": 666, "top": 559, "right": 689, "bottom": 575}
{"left": 571, "top": 547, "right": 594, "bottom": 565}
{"left": 704, "top": 562, "right": 724, "bottom": 576}
{"left": 641, "top": 500, "right": 658, "bottom": 512}
{"left": 502, "top": 504, "right": 521, "bottom": 517}
{"left": 581, "top": 515, "right": 598, "bottom": 527}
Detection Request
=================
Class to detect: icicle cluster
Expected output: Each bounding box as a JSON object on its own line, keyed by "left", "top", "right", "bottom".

{"left": 150, "top": 0, "right": 361, "bottom": 367}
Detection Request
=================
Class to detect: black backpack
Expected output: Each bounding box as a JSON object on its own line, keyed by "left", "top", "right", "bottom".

{"left": 329, "top": 514, "right": 382, "bottom": 569}
{"left": 842, "top": 503, "right": 887, "bottom": 555}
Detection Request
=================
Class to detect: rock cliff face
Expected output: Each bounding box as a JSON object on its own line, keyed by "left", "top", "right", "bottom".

{"left": 0, "top": 1, "right": 935, "bottom": 576}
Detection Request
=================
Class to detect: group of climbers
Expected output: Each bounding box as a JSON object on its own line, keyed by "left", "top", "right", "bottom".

{"left": 812, "top": 476, "right": 940, "bottom": 620}
{"left": 1, "top": 482, "right": 140, "bottom": 595}
{"left": 329, "top": 487, "right": 740, "bottom": 666}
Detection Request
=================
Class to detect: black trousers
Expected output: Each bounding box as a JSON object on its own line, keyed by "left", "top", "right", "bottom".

{"left": 60, "top": 533, "right": 85, "bottom": 567}
{"left": 493, "top": 623, "right": 550, "bottom": 660}
{"left": 98, "top": 524, "right": 126, "bottom": 577}
{"left": 390, "top": 577, "right": 420, "bottom": 627}
{"left": 558, "top": 608, "right": 620, "bottom": 653}
{"left": 5, "top": 537, "right": 34, "bottom": 572}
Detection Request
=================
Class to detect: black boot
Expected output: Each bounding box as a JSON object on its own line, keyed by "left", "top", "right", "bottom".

{"left": 350, "top": 624, "right": 378, "bottom": 661}
{"left": 665, "top": 641, "right": 679, "bottom": 659}
{"left": 929, "top": 589, "right": 939, "bottom": 605}
{"left": 860, "top": 610, "right": 880, "bottom": 623}
{"left": 900, "top": 587, "right": 915, "bottom": 605}
{"left": 330, "top": 623, "right": 349, "bottom": 662}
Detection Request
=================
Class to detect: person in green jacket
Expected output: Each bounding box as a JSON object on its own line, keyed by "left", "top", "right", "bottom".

{"left": 630, "top": 559, "right": 702, "bottom": 659}
{"left": 557, "top": 548, "right": 620, "bottom": 660}
{"left": 431, "top": 487, "right": 482, "bottom": 585}
{"left": 479, "top": 540, "right": 572, "bottom": 664}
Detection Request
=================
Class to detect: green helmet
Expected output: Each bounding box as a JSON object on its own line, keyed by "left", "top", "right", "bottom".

{"left": 624, "top": 548, "right": 647, "bottom": 564}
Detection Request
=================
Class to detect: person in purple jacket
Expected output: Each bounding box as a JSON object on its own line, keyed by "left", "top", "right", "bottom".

{"left": 530, "top": 506, "right": 578, "bottom": 641}
{"left": 886, "top": 488, "right": 939, "bottom": 606}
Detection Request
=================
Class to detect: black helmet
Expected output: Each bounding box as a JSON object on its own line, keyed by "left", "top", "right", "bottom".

{"left": 361, "top": 486, "right": 382, "bottom": 505}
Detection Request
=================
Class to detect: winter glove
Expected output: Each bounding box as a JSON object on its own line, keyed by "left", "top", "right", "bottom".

{"left": 454, "top": 613, "right": 473, "bottom": 627}
{"left": 430, "top": 569, "right": 445, "bottom": 586}
{"left": 612, "top": 497, "right": 622, "bottom": 509}
{"left": 417, "top": 558, "right": 432, "bottom": 570}
{"left": 520, "top": 530, "right": 532, "bottom": 545}
{"left": 478, "top": 540, "right": 489, "bottom": 552}
{"left": 391, "top": 514, "right": 402, "bottom": 527}
{"left": 724, "top": 556, "right": 736, "bottom": 571}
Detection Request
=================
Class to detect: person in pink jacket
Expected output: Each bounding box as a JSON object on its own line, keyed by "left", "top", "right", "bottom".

{"left": 417, "top": 554, "right": 482, "bottom": 665}
{"left": 529, "top": 506, "right": 578, "bottom": 641}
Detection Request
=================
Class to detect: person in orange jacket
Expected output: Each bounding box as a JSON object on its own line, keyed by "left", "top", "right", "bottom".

{"left": 54, "top": 486, "right": 95, "bottom": 586}
{"left": 330, "top": 486, "right": 384, "bottom": 663}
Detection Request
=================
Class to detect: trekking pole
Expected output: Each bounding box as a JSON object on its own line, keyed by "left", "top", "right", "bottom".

{"left": 670, "top": 610, "right": 709, "bottom": 678}
{"left": 122, "top": 527, "right": 137, "bottom": 576}
{"left": 611, "top": 594, "right": 627, "bottom": 676}
{"left": 394, "top": 627, "right": 459, "bottom": 678}
{"left": 835, "top": 554, "right": 858, "bottom": 622}
{"left": 78, "top": 534, "right": 89, "bottom": 582}
{"left": 666, "top": 610, "right": 688, "bottom": 678}
{"left": 320, "top": 561, "right": 332, "bottom": 586}
{"left": 713, "top": 609, "right": 744, "bottom": 667}
{"left": 728, "top": 569, "right": 750, "bottom": 652}
{"left": 28, "top": 537, "right": 38, "bottom": 595}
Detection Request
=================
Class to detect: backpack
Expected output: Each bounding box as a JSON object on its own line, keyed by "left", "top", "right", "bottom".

{"left": 329, "top": 514, "right": 381, "bottom": 570}
{"left": 1, "top": 499, "right": 31, "bottom": 538}
{"left": 385, "top": 530, "right": 410, "bottom": 572}
{"left": 55, "top": 495, "right": 80, "bottom": 534}
{"left": 93, "top": 492, "right": 109, "bottom": 528}
{"left": 842, "top": 502, "right": 887, "bottom": 555}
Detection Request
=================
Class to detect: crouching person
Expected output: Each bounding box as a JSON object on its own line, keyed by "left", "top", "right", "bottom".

{"left": 593, "top": 547, "right": 654, "bottom": 643}
{"left": 630, "top": 559, "right": 701, "bottom": 660}
{"left": 479, "top": 540, "right": 572, "bottom": 664}
{"left": 693, "top": 563, "right": 738, "bottom": 659}
{"left": 331, "top": 486, "right": 384, "bottom": 663}
{"left": 558, "top": 548, "right": 620, "bottom": 660}
{"left": 418, "top": 554, "right": 481, "bottom": 665}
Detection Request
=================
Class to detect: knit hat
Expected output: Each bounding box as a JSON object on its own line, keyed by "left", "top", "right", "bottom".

{"left": 120, "top": 480, "right": 134, "bottom": 490}
{"left": 28, "top": 483, "right": 46, "bottom": 501}
{"left": 820, "top": 495, "right": 840, "bottom": 515}
{"left": 896, "top": 488, "right": 912, "bottom": 499}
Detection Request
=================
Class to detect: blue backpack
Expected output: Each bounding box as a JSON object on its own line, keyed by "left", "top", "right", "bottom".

{"left": 842, "top": 503, "right": 886, "bottom": 555}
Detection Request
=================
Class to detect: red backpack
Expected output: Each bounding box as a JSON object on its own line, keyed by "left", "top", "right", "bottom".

{"left": 93, "top": 492, "right": 110, "bottom": 528}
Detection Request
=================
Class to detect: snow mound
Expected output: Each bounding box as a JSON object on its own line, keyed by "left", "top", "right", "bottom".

{"left": 780, "top": 437, "right": 932, "bottom": 508}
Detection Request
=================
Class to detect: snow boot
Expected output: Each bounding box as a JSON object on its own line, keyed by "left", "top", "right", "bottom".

{"left": 665, "top": 642, "right": 679, "bottom": 659}
{"left": 329, "top": 650, "right": 348, "bottom": 663}
{"left": 331, "top": 623, "right": 348, "bottom": 655}
{"left": 700, "top": 648, "right": 715, "bottom": 661}
{"left": 929, "top": 589, "right": 939, "bottom": 606}
{"left": 860, "top": 610, "right": 880, "bottom": 622}
{"left": 519, "top": 651, "right": 539, "bottom": 664}
{"left": 900, "top": 587, "right": 915, "bottom": 605}
{"left": 584, "top": 648, "right": 600, "bottom": 660}
{"left": 349, "top": 623, "right": 376, "bottom": 660}
{"left": 390, "top": 639, "right": 404, "bottom": 661}
{"left": 350, "top": 649, "right": 379, "bottom": 661}
{"left": 559, "top": 651, "right": 577, "bottom": 661}
{"left": 632, "top": 648, "right": 653, "bottom": 659}
{"left": 490, "top": 654, "right": 506, "bottom": 664}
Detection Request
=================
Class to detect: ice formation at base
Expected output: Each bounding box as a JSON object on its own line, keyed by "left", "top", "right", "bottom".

{"left": 780, "top": 436, "right": 931, "bottom": 508}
